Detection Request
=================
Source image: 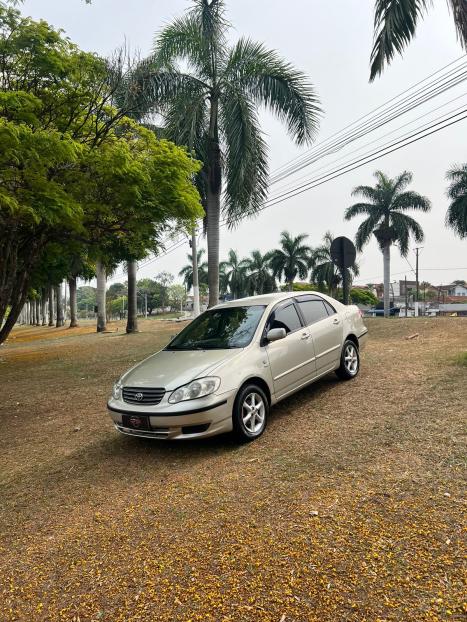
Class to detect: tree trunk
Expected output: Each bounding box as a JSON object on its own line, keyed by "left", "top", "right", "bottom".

{"left": 96, "top": 260, "right": 106, "bottom": 332}
{"left": 68, "top": 277, "right": 78, "bottom": 328}
{"left": 30, "top": 300, "right": 35, "bottom": 325}
{"left": 41, "top": 288, "right": 47, "bottom": 325}
{"left": 192, "top": 229, "right": 200, "bottom": 317}
{"left": 206, "top": 97, "right": 222, "bottom": 309}
{"left": 383, "top": 244, "right": 390, "bottom": 318}
{"left": 35, "top": 298, "right": 40, "bottom": 326}
{"left": 288, "top": 281, "right": 293, "bottom": 292}
{"left": 55, "top": 285, "right": 64, "bottom": 327}
{"left": 48, "top": 286, "right": 54, "bottom": 326}
{"left": 206, "top": 192, "right": 220, "bottom": 308}
{"left": 126, "top": 260, "right": 138, "bottom": 333}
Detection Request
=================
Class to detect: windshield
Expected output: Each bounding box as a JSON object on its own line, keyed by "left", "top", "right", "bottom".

{"left": 166, "top": 305, "right": 266, "bottom": 350}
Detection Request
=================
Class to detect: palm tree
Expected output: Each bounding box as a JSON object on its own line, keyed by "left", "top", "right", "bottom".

{"left": 311, "top": 231, "right": 359, "bottom": 297}
{"left": 446, "top": 164, "right": 467, "bottom": 239}
{"left": 268, "top": 231, "right": 312, "bottom": 291}
{"left": 242, "top": 250, "right": 276, "bottom": 295}
{"left": 179, "top": 249, "right": 208, "bottom": 290}
{"left": 219, "top": 249, "right": 248, "bottom": 299}
{"left": 137, "top": 0, "right": 320, "bottom": 307}
{"left": 370, "top": 1, "right": 467, "bottom": 81}
{"left": 345, "top": 170, "right": 431, "bottom": 317}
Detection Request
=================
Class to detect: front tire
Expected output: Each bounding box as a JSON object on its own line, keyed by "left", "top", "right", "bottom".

{"left": 232, "top": 383, "right": 269, "bottom": 443}
{"left": 336, "top": 339, "right": 360, "bottom": 380}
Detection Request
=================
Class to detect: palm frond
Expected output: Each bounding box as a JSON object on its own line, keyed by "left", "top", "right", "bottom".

{"left": 448, "top": 0, "right": 467, "bottom": 50}
{"left": 153, "top": 13, "right": 212, "bottom": 78}
{"left": 370, "top": 0, "right": 430, "bottom": 81}
{"left": 223, "top": 38, "right": 321, "bottom": 145}
{"left": 344, "top": 202, "right": 376, "bottom": 220}
{"left": 355, "top": 215, "right": 380, "bottom": 251}
{"left": 392, "top": 190, "right": 431, "bottom": 212}
{"left": 391, "top": 212, "right": 424, "bottom": 255}
{"left": 220, "top": 86, "right": 269, "bottom": 225}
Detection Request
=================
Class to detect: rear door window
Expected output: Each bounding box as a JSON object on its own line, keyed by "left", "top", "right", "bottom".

{"left": 267, "top": 303, "right": 302, "bottom": 334}
{"left": 296, "top": 295, "right": 329, "bottom": 326}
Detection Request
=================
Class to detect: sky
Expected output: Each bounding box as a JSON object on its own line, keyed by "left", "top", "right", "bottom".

{"left": 22, "top": 0, "right": 467, "bottom": 288}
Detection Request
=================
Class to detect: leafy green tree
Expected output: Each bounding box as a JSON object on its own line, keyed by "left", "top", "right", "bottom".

{"left": 369, "top": 1, "right": 467, "bottom": 81}
{"left": 137, "top": 0, "right": 320, "bottom": 307}
{"left": 242, "top": 250, "right": 276, "bottom": 295}
{"left": 345, "top": 170, "right": 431, "bottom": 317}
{"left": 77, "top": 286, "right": 97, "bottom": 313}
{"left": 310, "top": 231, "right": 359, "bottom": 298}
{"left": 219, "top": 250, "right": 248, "bottom": 299}
{"left": 168, "top": 284, "right": 186, "bottom": 311}
{"left": 349, "top": 288, "right": 378, "bottom": 306}
{"left": 179, "top": 249, "right": 208, "bottom": 291}
{"left": 137, "top": 278, "right": 162, "bottom": 315}
{"left": 0, "top": 6, "right": 202, "bottom": 344}
{"left": 268, "top": 231, "right": 312, "bottom": 291}
{"left": 446, "top": 164, "right": 467, "bottom": 239}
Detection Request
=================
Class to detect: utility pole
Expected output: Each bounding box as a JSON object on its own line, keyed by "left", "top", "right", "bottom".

{"left": 144, "top": 293, "right": 148, "bottom": 318}
{"left": 191, "top": 228, "right": 200, "bottom": 317}
{"left": 405, "top": 276, "right": 408, "bottom": 317}
{"left": 414, "top": 247, "right": 423, "bottom": 317}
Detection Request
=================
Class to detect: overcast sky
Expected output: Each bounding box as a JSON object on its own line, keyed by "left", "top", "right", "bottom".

{"left": 23, "top": 0, "right": 467, "bottom": 287}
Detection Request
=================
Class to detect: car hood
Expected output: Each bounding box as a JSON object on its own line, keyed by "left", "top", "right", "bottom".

{"left": 120, "top": 348, "right": 242, "bottom": 390}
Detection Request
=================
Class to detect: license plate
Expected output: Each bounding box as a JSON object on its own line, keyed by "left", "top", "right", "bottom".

{"left": 122, "top": 414, "right": 150, "bottom": 431}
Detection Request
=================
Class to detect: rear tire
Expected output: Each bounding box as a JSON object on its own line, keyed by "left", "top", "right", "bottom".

{"left": 335, "top": 339, "right": 360, "bottom": 380}
{"left": 232, "top": 383, "right": 269, "bottom": 443}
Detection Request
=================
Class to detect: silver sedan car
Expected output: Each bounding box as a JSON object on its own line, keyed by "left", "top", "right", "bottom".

{"left": 107, "top": 291, "right": 368, "bottom": 442}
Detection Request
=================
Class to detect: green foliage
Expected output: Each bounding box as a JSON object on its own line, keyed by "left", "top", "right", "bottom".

{"left": 280, "top": 282, "right": 317, "bottom": 292}
{"left": 446, "top": 164, "right": 467, "bottom": 239}
{"left": 179, "top": 249, "right": 208, "bottom": 291}
{"left": 310, "top": 231, "right": 359, "bottom": 296}
{"left": 167, "top": 284, "right": 186, "bottom": 310}
{"left": 0, "top": 6, "right": 202, "bottom": 343}
{"left": 349, "top": 288, "right": 378, "bottom": 306}
{"left": 345, "top": 170, "right": 431, "bottom": 255}
{"left": 268, "top": 231, "right": 312, "bottom": 287}
{"left": 369, "top": 1, "right": 467, "bottom": 81}
{"left": 77, "top": 286, "right": 97, "bottom": 311}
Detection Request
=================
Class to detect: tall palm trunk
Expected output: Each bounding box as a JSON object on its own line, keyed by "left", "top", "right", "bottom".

{"left": 126, "top": 260, "right": 138, "bottom": 333}
{"left": 55, "top": 285, "right": 64, "bottom": 327}
{"left": 68, "top": 276, "right": 78, "bottom": 328}
{"left": 48, "top": 286, "right": 54, "bottom": 326}
{"left": 41, "top": 288, "right": 47, "bottom": 325}
{"left": 207, "top": 100, "right": 221, "bottom": 308}
{"left": 191, "top": 229, "right": 200, "bottom": 317}
{"left": 96, "top": 260, "right": 107, "bottom": 332}
{"left": 383, "top": 243, "right": 390, "bottom": 318}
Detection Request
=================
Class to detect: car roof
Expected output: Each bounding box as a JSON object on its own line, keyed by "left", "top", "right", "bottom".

{"left": 215, "top": 291, "right": 327, "bottom": 309}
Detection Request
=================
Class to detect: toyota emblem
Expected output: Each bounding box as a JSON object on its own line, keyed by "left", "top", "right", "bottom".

{"left": 135, "top": 392, "right": 143, "bottom": 401}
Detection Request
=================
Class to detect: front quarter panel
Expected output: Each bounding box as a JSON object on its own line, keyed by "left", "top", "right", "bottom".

{"left": 214, "top": 345, "right": 274, "bottom": 401}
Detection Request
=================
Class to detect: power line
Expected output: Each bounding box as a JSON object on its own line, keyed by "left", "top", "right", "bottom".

{"left": 110, "top": 56, "right": 467, "bottom": 281}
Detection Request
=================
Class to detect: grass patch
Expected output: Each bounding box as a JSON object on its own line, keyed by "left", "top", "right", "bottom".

{"left": 453, "top": 350, "right": 467, "bottom": 366}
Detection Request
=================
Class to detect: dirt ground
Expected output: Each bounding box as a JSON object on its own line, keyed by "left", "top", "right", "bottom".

{"left": 0, "top": 317, "right": 465, "bottom": 622}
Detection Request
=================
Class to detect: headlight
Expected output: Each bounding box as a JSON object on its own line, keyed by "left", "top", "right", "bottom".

{"left": 169, "top": 377, "right": 220, "bottom": 404}
{"left": 112, "top": 382, "right": 122, "bottom": 400}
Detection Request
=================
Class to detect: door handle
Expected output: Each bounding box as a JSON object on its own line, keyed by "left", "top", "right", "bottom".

{"left": 333, "top": 318, "right": 340, "bottom": 324}
{"left": 301, "top": 332, "right": 310, "bottom": 340}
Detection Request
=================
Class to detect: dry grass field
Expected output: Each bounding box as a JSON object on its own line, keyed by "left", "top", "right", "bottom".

{"left": 0, "top": 317, "right": 465, "bottom": 621}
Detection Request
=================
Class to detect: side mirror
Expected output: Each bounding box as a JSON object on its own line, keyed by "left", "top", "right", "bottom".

{"left": 266, "top": 327, "right": 287, "bottom": 342}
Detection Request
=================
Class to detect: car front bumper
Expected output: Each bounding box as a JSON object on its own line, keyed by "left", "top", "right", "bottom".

{"left": 107, "top": 392, "right": 235, "bottom": 440}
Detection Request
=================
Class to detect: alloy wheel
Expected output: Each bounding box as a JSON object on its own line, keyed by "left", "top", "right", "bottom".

{"left": 241, "top": 392, "right": 266, "bottom": 435}
{"left": 344, "top": 343, "right": 359, "bottom": 375}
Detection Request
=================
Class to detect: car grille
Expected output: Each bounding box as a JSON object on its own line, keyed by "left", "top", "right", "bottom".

{"left": 122, "top": 387, "right": 165, "bottom": 405}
